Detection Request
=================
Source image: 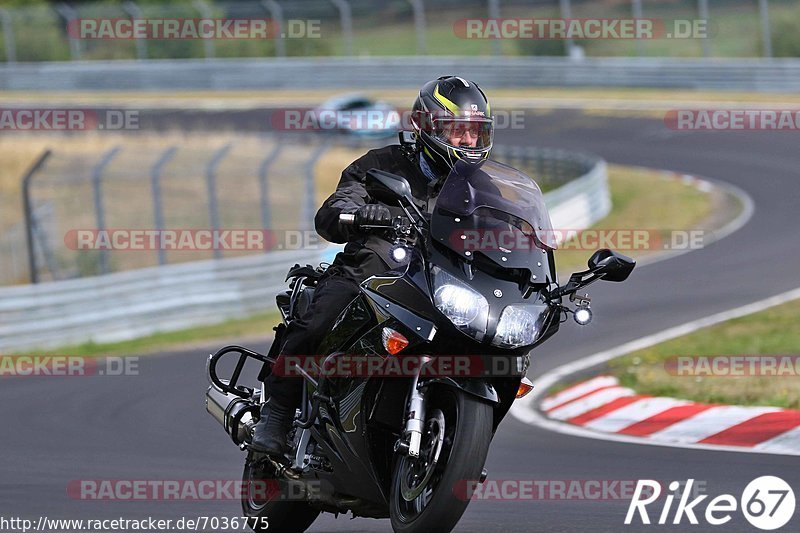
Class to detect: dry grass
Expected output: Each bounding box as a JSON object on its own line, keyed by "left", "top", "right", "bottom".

{"left": 0, "top": 132, "right": 271, "bottom": 231}
{"left": 314, "top": 145, "right": 362, "bottom": 207}
{"left": 553, "top": 165, "right": 714, "bottom": 275}
{"left": 611, "top": 298, "right": 800, "bottom": 409}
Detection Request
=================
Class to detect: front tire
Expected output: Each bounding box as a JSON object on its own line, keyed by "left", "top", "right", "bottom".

{"left": 389, "top": 387, "right": 493, "bottom": 533}
{"left": 241, "top": 452, "right": 320, "bottom": 533}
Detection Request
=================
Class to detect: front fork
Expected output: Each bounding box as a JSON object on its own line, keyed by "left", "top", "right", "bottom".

{"left": 395, "top": 355, "right": 432, "bottom": 458}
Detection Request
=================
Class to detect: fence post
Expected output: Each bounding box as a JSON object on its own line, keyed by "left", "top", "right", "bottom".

{"left": 331, "top": 0, "right": 354, "bottom": 56}
{"left": 758, "top": 0, "right": 772, "bottom": 58}
{"left": 303, "top": 145, "right": 328, "bottom": 230}
{"left": 206, "top": 144, "right": 232, "bottom": 260}
{"left": 92, "top": 146, "right": 122, "bottom": 276}
{"left": 535, "top": 149, "right": 545, "bottom": 183}
{"left": 21, "top": 150, "right": 51, "bottom": 284}
{"left": 631, "top": 0, "right": 644, "bottom": 57}
{"left": 258, "top": 143, "right": 284, "bottom": 244}
{"left": 558, "top": 0, "right": 575, "bottom": 58}
{"left": 55, "top": 3, "right": 82, "bottom": 60}
{"left": 261, "top": 0, "right": 286, "bottom": 58}
{"left": 697, "top": 0, "right": 711, "bottom": 57}
{"left": 510, "top": 144, "right": 524, "bottom": 172}
{"left": 193, "top": 0, "right": 216, "bottom": 59}
{"left": 487, "top": 0, "right": 501, "bottom": 56}
{"left": 122, "top": 1, "right": 147, "bottom": 60}
{"left": 408, "top": 0, "right": 427, "bottom": 55}
{"left": 151, "top": 146, "right": 178, "bottom": 266}
{"left": 0, "top": 7, "right": 16, "bottom": 63}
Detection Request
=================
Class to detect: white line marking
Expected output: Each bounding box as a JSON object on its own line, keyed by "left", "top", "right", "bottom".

{"left": 541, "top": 375, "right": 618, "bottom": 411}
{"left": 648, "top": 406, "right": 780, "bottom": 444}
{"left": 584, "top": 397, "right": 692, "bottom": 433}
{"left": 547, "top": 387, "right": 635, "bottom": 421}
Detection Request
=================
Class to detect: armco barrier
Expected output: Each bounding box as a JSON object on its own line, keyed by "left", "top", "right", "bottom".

{"left": 0, "top": 249, "right": 322, "bottom": 352}
{"left": 0, "top": 150, "right": 608, "bottom": 353}
{"left": 4, "top": 57, "right": 800, "bottom": 92}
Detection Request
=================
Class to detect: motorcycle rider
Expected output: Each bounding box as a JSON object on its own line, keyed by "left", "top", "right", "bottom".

{"left": 251, "top": 75, "right": 495, "bottom": 456}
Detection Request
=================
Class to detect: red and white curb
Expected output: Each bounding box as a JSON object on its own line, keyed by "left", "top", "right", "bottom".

{"left": 509, "top": 287, "right": 800, "bottom": 457}
{"left": 541, "top": 375, "right": 800, "bottom": 456}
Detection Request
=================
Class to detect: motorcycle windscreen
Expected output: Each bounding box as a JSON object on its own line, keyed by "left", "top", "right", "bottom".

{"left": 430, "top": 159, "right": 556, "bottom": 273}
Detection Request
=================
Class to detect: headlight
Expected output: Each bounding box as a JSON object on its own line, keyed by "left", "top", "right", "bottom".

{"left": 432, "top": 267, "right": 489, "bottom": 340}
{"left": 492, "top": 304, "right": 549, "bottom": 348}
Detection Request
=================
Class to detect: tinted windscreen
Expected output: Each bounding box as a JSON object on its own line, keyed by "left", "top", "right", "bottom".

{"left": 430, "top": 159, "right": 556, "bottom": 275}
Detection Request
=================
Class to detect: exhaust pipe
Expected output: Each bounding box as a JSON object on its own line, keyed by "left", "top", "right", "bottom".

{"left": 205, "top": 385, "right": 260, "bottom": 446}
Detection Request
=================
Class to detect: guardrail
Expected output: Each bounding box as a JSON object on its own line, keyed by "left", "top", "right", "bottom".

{"left": 0, "top": 146, "right": 608, "bottom": 353}
{"left": 0, "top": 249, "right": 321, "bottom": 352}
{"left": 4, "top": 57, "right": 800, "bottom": 92}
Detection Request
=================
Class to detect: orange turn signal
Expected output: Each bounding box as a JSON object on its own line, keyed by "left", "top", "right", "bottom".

{"left": 516, "top": 377, "right": 534, "bottom": 398}
{"left": 382, "top": 328, "right": 409, "bottom": 355}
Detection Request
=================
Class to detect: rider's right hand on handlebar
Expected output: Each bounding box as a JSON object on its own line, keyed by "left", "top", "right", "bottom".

{"left": 354, "top": 204, "right": 392, "bottom": 228}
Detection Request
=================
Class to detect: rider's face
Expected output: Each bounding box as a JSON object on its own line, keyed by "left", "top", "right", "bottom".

{"left": 444, "top": 122, "right": 481, "bottom": 148}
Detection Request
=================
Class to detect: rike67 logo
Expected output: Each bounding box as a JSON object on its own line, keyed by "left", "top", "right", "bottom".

{"left": 625, "top": 477, "right": 795, "bottom": 530}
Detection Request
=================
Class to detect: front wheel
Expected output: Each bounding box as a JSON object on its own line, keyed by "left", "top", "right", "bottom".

{"left": 389, "top": 387, "right": 493, "bottom": 533}
{"left": 241, "top": 453, "right": 320, "bottom": 533}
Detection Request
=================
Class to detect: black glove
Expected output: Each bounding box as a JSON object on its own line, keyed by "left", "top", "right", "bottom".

{"left": 354, "top": 204, "right": 392, "bottom": 229}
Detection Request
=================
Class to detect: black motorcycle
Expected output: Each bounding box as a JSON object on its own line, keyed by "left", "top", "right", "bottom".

{"left": 205, "top": 159, "right": 635, "bottom": 532}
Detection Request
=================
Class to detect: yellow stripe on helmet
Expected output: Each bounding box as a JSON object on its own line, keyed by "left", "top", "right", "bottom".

{"left": 434, "top": 84, "right": 461, "bottom": 116}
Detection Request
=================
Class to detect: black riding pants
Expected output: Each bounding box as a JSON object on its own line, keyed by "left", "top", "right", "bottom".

{"left": 264, "top": 272, "right": 363, "bottom": 407}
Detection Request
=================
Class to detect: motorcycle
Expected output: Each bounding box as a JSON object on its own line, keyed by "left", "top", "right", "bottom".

{"left": 205, "top": 158, "right": 635, "bottom": 532}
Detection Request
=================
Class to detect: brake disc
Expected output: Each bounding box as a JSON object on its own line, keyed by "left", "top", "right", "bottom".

{"left": 401, "top": 409, "right": 446, "bottom": 502}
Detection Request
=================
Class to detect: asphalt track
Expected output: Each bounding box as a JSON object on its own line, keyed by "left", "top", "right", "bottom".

{"left": 2, "top": 110, "right": 799, "bottom": 532}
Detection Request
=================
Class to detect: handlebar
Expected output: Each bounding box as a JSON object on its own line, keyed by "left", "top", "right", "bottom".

{"left": 338, "top": 212, "right": 395, "bottom": 229}
{"left": 339, "top": 212, "right": 415, "bottom": 238}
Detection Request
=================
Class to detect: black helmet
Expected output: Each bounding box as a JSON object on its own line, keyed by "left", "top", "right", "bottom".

{"left": 410, "top": 76, "right": 494, "bottom": 175}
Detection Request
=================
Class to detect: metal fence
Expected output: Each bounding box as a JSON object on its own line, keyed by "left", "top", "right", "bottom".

{"left": 7, "top": 55, "right": 800, "bottom": 92}
{"left": 0, "top": 144, "right": 609, "bottom": 353}
{"left": 4, "top": 134, "right": 322, "bottom": 285}
{"left": 1, "top": 134, "right": 598, "bottom": 286}
{"left": 0, "top": 0, "right": 795, "bottom": 62}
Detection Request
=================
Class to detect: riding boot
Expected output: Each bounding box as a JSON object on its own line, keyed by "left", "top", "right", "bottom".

{"left": 250, "top": 398, "right": 294, "bottom": 456}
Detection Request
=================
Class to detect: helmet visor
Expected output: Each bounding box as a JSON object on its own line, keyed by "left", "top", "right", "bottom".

{"left": 431, "top": 118, "right": 493, "bottom": 151}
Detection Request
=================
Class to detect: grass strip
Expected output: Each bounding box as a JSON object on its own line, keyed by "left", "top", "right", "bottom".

{"left": 609, "top": 299, "right": 800, "bottom": 409}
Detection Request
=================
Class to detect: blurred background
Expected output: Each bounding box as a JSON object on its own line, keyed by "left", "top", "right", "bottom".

{"left": 1, "top": 0, "right": 799, "bottom": 60}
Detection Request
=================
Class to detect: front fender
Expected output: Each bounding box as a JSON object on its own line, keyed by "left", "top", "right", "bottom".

{"left": 420, "top": 377, "right": 500, "bottom": 404}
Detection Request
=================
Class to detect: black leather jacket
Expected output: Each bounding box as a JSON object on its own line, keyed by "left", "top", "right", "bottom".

{"left": 314, "top": 143, "right": 441, "bottom": 282}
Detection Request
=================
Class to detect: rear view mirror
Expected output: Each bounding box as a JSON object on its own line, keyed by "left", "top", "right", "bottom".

{"left": 588, "top": 249, "right": 636, "bottom": 282}
{"left": 550, "top": 249, "right": 636, "bottom": 300}
{"left": 365, "top": 169, "right": 413, "bottom": 203}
